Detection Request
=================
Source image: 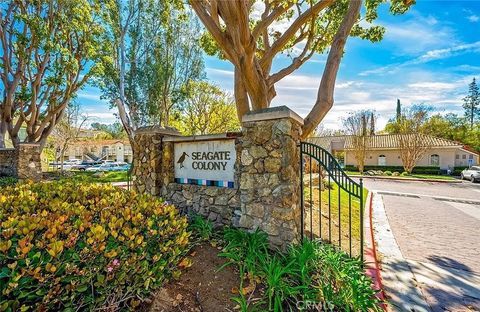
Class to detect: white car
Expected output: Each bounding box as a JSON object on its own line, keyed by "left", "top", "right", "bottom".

{"left": 86, "top": 163, "right": 118, "bottom": 172}
{"left": 460, "top": 166, "right": 480, "bottom": 183}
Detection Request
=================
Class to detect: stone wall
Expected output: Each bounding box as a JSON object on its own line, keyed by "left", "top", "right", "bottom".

{"left": 16, "top": 144, "right": 42, "bottom": 180}
{"left": 0, "top": 148, "right": 16, "bottom": 177}
{"left": 132, "top": 106, "right": 304, "bottom": 249}
{"left": 132, "top": 127, "right": 180, "bottom": 195}
{"left": 163, "top": 183, "right": 240, "bottom": 227}
{"left": 0, "top": 144, "right": 42, "bottom": 180}
{"left": 238, "top": 107, "right": 303, "bottom": 249}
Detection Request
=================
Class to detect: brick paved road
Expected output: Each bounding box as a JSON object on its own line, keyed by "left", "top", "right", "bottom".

{"left": 363, "top": 179, "right": 480, "bottom": 312}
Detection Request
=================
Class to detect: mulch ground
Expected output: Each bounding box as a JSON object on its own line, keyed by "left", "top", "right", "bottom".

{"left": 145, "top": 243, "right": 240, "bottom": 312}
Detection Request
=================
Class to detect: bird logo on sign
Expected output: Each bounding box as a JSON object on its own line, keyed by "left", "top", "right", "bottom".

{"left": 177, "top": 152, "right": 189, "bottom": 169}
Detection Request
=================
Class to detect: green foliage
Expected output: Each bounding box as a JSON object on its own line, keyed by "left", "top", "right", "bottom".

{"left": 0, "top": 0, "right": 109, "bottom": 147}
{"left": 100, "top": 0, "right": 205, "bottom": 129}
{"left": 345, "top": 165, "right": 440, "bottom": 175}
{"left": 384, "top": 170, "right": 392, "bottom": 176}
{"left": 422, "top": 113, "right": 480, "bottom": 153}
{"left": 189, "top": 215, "right": 214, "bottom": 241}
{"left": 90, "top": 122, "right": 127, "bottom": 139}
{"left": 219, "top": 229, "right": 382, "bottom": 311}
{"left": 462, "top": 78, "right": 480, "bottom": 129}
{"left": 170, "top": 81, "right": 240, "bottom": 135}
{"left": 0, "top": 177, "right": 17, "bottom": 188}
{"left": 0, "top": 181, "right": 189, "bottom": 311}
{"left": 401, "top": 171, "right": 410, "bottom": 176}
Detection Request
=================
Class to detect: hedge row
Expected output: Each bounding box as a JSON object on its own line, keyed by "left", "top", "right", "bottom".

{"left": 345, "top": 165, "right": 441, "bottom": 174}
{"left": 453, "top": 166, "right": 470, "bottom": 175}
{"left": 0, "top": 181, "right": 189, "bottom": 311}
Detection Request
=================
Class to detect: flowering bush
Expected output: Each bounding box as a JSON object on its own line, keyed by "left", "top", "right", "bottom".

{"left": 0, "top": 181, "right": 189, "bottom": 311}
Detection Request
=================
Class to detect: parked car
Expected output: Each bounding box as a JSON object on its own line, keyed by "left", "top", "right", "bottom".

{"left": 460, "top": 166, "right": 480, "bottom": 183}
{"left": 114, "top": 162, "right": 131, "bottom": 171}
{"left": 86, "top": 163, "right": 118, "bottom": 172}
{"left": 49, "top": 159, "right": 82, "bottom": 170}
{"left": 71, "top": 161, "right": 102, "bottom": 171}
{"left": 86, "top": 162, "right": 131, "bottom": 172}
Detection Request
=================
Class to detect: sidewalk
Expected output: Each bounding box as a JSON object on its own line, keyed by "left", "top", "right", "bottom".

{"left": 371, "top": 192, "right": 480, "bottom": 312}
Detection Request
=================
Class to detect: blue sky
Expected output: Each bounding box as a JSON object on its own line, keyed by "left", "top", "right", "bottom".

{"left": 79, "top": 1, "right": 480, "bottom": 130}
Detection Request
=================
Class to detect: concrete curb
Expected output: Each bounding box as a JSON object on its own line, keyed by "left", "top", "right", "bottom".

{"left": 353, "top": 175, "right": 461, "bottom": 183}
{"left": 363, "top": 192, "right": 387, "bottom": 310}
{"left": 371, "top": 192, "right": 431, "bottom": 312}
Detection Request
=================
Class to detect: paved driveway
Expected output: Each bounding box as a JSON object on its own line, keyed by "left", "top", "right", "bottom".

{"left": 363, "top": 179, "right": 480, "bottom": 312}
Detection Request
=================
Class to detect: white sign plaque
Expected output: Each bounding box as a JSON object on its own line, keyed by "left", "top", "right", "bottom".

{"left": 174, "top": 139, "right": 236, "bottom": 187}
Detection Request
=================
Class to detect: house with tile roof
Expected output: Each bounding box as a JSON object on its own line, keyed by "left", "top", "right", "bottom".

{"left": 65, "top": 139, "right": 132, "bottom": 163}
{"left": 308, "top": 134, "right": 479, "bottom": 171}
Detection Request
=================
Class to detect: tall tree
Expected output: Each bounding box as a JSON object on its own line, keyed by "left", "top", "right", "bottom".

{"left": 49, "top": 103, "right": 88, "bottom": 170}
{"left": 463, "top": 77, "right": 480, "bottom": 129}
{"left": 100, "top": 0, "right": 204, "bottom": 144}
{"left": 0, "top": 0, "right": 107, "bottom": 149}
{"left": 343, "top": 110, "right": 375, "bottom": 173}
{"left": 396, "top": 104, "right": 431, "bottom": 173}
{"left": 170, "top": 81, "right": 240, "bottom": 135}
{"left": 191, "top": 0, "right": 412, "bottom": 138}
{"left": 396, "top": 98, "right": 401, "bottom": 122}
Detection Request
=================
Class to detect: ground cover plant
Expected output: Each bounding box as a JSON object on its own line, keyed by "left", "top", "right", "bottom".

{"left": 218, "top": 227, "right": 382, "bottom": 312}
{"left": 0, "top": 180, "right": 189, "bottom": 311}
{"left": 44, "top": 170, "right": 130, "bottom": 183}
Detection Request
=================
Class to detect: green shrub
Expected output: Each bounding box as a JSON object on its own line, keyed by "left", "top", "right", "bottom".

{"left": 219, "top": 229, "right": 382, "bottom": 311}
{"left": 392, "top": 171, "right": 400, "bottom": 176}
{"left": 0, "top": 177, "right": 17, "bottom": 187}
{"left": 0, "top": 181, "right": 189, "bottom": 311}
{"left": 346, "top": 165, "right": 440, "bottom": 175}
{"left": 189, "top": 214, "right": 214, "bottom": 241}
{"left": 401, "top": 171, "right": 410, "bottom": 176}
{"left": 453, "top": 166, "right": 469, "bottom": 176}
{"left": 384, "top": 171, "right": 392, "bottom": 176}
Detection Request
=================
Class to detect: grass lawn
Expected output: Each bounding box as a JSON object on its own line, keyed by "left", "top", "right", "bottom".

{"left": 303, "top": 178, "right": 368, "bottom": 257}
{"left": 71, "top": 171, "right": 129, "bottom": 183}
{"left": 345, "top": 171, "right": 456, "bottom": 181}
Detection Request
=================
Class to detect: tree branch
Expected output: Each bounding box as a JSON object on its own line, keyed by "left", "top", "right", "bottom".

{"left": 302, "top": 0, "right": 362, "bottom": 138}
{"left": 260, "top": 0, "right": 335, "bottom": 68}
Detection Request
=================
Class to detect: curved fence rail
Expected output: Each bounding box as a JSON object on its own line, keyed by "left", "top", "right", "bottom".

{"left": 300, "top": 141, "right": 364, "bottom": 260}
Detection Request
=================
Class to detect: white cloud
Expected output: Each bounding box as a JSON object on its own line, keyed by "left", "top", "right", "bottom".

{"left": 380, "top": 11, "right": 456, "bottom": 55}
{"left": 360, "top": 41, "right": 480, "bottom": 76}
{"left": 468, "top": 15, "right": 479, "bottom": 22}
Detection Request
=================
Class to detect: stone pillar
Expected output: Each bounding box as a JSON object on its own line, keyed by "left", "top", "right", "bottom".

{"left": 132, "top": 127, "right": 180, "bottom": 195}
{"left": 238, "top": 106, "right": 303, "bottom": 249}
{"left": 16, "top": 144, "right": 42, "bottom": 181}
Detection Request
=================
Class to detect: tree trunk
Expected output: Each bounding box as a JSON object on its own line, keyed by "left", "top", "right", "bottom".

{"left": 302, "top": 0, "right": 362, "bottom": 138}
{"left": 234, "top": 67, "right": 250, "bottom": 121}
{"left": 0, "top": 121, "right": 6, "bottom": 148}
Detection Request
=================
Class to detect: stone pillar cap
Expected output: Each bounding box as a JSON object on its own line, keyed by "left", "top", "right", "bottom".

{"left": 242, "top": 106, "right": 304, "bottom": 125}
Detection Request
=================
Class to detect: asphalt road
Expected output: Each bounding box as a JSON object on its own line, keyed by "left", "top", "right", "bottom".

{"left": 362, "top": 178, "right": 480, "bottom": 312}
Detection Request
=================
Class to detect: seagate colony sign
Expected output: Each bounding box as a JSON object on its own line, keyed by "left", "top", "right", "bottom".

{"left": 174, "top": 139, "right": 236, "bottom": 188}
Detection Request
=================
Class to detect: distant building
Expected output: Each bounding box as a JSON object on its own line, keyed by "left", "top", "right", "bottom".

{"left": 65, "top": 140, "right": 132, "bottom": 163}
{"left": 308, "top": 134, "right": 479, "bottom": 170}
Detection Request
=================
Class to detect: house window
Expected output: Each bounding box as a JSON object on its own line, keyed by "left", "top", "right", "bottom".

{"left": 462, "top": 154, "right": 466, "bottom": 159}
{"left": 469, "top": 155, "right": 473, "bottom": 159}
{"left": 430, "top": 154, "right": 440, "bottom": 166}
{"left": 456, "top": 154, "right": 459, "bottom": 159}
{"left": 378, "top": 155, "right": 386, "bottom": 166}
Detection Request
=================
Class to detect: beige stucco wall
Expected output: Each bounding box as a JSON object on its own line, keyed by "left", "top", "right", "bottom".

{"left": 454, "top": 150, "right": 479, "bottom": 167}
{"left": 345, "top": 148, "right": 463, "bottom": 170}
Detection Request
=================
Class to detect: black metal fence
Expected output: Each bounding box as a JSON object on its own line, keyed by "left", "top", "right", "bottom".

{"left": 299, "top": 142, "right": 364, "bottom": 260}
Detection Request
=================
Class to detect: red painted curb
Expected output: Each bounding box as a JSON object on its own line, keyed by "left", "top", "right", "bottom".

{"left": 364, "top": 192, "right": 387, "bottom": 310}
